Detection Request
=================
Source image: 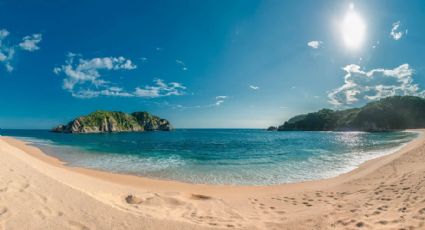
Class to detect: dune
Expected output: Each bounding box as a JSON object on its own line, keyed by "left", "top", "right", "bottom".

{"left": 0, "top": 130, "right": 425, "bottom": 229}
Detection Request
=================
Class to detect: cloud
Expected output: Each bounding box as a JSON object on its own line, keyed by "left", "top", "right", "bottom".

{"left": 151, "top": 95, "right": 229, "bottom": 110}
{"left": 54, "top": 53, "right": 137, "bottom": 92}
{"left": 372, "top": 40, "right": 380, "bottom": 49}
{"left": 19, "top": 34, "right": 42, "bottom": 51}
{"left": 0, "top": 29, "right": 9, "bottom": 39}
{"left": 54, "top": 53, "right": 186, "bottom": 98}
{"left": 328, "top": 64, "right": 424, "bottom": 106}
{"left": 307, "top": 40, "right": 322, "bottom": 49}
{"left": 0, "top": 29, "right": 41, "bottom": 72}
{"left": 390, "top": 21, "right": 405, "bottom": 40}
{"left": 72, "top": 87, "right": 134, "bottom": 98}
{"left": 214, "top": 96, "right": 229, "bottom": 106}
{"left": 249, "top": 85, "right": 259, "bottom": 90}
{"left": 176, "top": 59, "right": 188, "bottom": 71}
{"left": 134, "top": 79, "right": 186, "bottom": 98}
{"left": 216, "top": 95, "right": 228, "bottom": 100}
{"left": 215, "top": 100, "right": 225, "bottom": 106}
{"left": 0, "top": 29, "right": 15, "bottom": 72}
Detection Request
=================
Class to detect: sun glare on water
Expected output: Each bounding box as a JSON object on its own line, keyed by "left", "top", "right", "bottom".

{"left": 342, "top": 3, "right": 366, "bottom": 49}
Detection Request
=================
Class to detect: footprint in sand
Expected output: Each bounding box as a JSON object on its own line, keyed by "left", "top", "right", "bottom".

{"left": 34, "top": 207, "right": 52, "bottom": 220}
{"left": 302, "top": 202, "right": 313, "bottom": 207}
{"left": 125, "top": 195, "right": 143, "bottom": 205}
{"left": 190, "top": 194, "right": 212, "bottom": 200}
{"left": 377, "top": 220, "right": 388, "bottom": 225}
{"left": 68, "top": 220, "right": 90, "bottom": 230}
{"left": 356, "top": 221, "right": 365, "bottom": 227}
{"left": 0, "top": 207, "right": 8, "bottom": 216}
{"left": 35, "top": 210, "right": 46, "bottom": 220}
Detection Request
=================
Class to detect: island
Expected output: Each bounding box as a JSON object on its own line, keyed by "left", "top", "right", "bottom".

{"left": 52, "top": 111, "right": 173, "bottom": 133}
{"left": 266, "top": 126, "right": 278, "bottom": 131}
{"left": 272, "top": 96, "right": 425, "bottom": 131}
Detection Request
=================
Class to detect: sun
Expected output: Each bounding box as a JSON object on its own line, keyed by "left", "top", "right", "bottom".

{"left": 342, "top": 4, "right": 366, "bottom": 49}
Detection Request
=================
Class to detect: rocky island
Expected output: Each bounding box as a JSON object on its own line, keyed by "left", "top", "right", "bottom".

{"left": 271, "top": 96, "right": 425, "bottom": 132}
{"left": 52, "top": 111, "right": 173, "bottom": 133}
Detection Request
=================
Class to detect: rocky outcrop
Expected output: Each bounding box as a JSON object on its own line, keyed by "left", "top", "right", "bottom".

{"left": 266, "top": 126, "right": 278, "bottom": 131}
{"left": 271, "top": 96, "right": 425, "bottom": 132}
{"left": 52, "top": 111, "right": 173, "bottom": 133}
{"left": 131, "top": 112, "right": 173, "bottom": 131}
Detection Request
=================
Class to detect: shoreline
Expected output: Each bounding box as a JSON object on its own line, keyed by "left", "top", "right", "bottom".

{"left": 2, "top": 130, "right": 422, "bottom": 189}
{"left": 1, "top": 129, "right": 425, "bottom": 229}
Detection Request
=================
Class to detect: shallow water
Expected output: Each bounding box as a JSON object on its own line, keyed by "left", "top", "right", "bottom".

{"left": 0, "top": 129, "right": 418, "bottom": 185}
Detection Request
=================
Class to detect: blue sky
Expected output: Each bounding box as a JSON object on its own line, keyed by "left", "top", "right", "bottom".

{"left": 1, "top": 0, "right": 425, "bottom": 129}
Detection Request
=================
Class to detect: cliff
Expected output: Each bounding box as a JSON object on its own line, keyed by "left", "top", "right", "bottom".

{"left": 52, "top": 111, "right": 173, "bottom": 133}
{"left": 274, "top": 96, "right": 425, "bottom": 131}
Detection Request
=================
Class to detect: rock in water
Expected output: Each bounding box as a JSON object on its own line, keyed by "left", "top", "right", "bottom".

{"left": 52, "top": 111, "right": 173, "bottom": 133}
{"left": 266, "top": 126, "right": 278, "bottom": 131}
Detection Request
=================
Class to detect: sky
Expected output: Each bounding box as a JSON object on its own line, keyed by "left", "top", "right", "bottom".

{"left": 1, "top": 0, "right": 425, "bottom": 129}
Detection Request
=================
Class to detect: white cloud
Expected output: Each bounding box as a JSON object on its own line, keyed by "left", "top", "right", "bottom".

{"left": 72, "top": 87, "right": 135, "bottom": 98}
{"left": 5, "top": 63, "right": 13, "bottom": 72}
{"left": 307, "top": 40, "right": 322, "bottom": 49}
{"left": 0, "top": 45, "right": 14, "bottom": 72}
{"left": 0, "top": 53, "right": 6, "bottom": 61}
{"left": 214, "top": 95, "right": 229, "bottom": 106}
{"left": 215, "top": 100, "right": 225, "bottom": 106}
{"left": 176, "top": 59, "right": 188, "bottom": 71}
{"left": 249, "top": 85, "right": 259, "bottom": 90}
{"left": 54, "top": 53, "right": 137, "bottom": 92}
{"left": 390, "top": 21, "right": 405, "bottom": 40}
{"left": 0, "top": 29, "right": 9, "bottom": 39}
{"left": 214, "top": 95, "right": 230, "bottom": 106}
{"left": 151, "top": 95, "right": 229, "bottom": 110}
{"left": 54, "top": 53, "right": 186, "bottom": 99}
{"left": 0, "top": 30, "right": 14, "bottom": 72}
{"left": 328, "top": 64, "right": 424, "bottom": 106}
{"left": 372, "top": 40, "right": 380, "bottom": 49}
{"left": 134, "top": 79, "right": 186, "bottom": 98}
{"left": 0, "top": 29, "right": 42, "bottom": 72}
{"left": 19, "top": 34, "right": 42, "bottom": 51}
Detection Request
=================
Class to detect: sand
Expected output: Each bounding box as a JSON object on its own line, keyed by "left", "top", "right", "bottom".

{"left": 0, "top": 130, "right": 425, "bottom": 229}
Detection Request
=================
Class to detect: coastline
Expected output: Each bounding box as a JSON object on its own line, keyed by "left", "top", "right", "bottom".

{"left": 1, "top": 130, "right": 425, "bottom": 229}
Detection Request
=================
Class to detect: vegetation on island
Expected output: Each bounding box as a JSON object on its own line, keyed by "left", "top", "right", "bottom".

{"left": 52, "top": 111, "right": 173, "bottom": 133}
{"left": 272, "top": 96, "right": 425, "bottom": 131}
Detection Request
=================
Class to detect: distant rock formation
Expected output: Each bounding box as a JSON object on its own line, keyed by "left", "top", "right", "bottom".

{"left": 266, "top": 126, "right": 278, "bottom": 131}
{"left": 271, "top": 96, "right": 425, "bottom": 132}
{"left": 52, "top": 111, "right": 173, "bottom": 133}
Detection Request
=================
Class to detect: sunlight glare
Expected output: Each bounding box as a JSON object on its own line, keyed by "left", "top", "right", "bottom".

{"left": 342, "top": 4, "right": 365, "bottom": 49}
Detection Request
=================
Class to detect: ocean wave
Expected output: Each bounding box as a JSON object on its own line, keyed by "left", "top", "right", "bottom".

{"left": 3, "top": 129, "right": 419, "bottom": 185}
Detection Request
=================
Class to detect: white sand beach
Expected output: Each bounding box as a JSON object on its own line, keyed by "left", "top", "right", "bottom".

{"left": 1, "top": 131, "right": 425, "bottom": 229}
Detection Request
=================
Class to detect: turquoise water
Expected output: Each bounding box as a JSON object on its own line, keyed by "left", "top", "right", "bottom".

{"left": 0, "top": 129, "right": 418, "bottom": 185}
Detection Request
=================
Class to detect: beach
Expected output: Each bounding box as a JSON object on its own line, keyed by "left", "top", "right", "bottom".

{"left": 1, "top": 131, "right": 425, "bottom": 230}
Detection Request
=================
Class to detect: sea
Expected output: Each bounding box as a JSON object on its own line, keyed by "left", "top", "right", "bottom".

{"left": 0, "top": 129, "right": 418, "bottom": 185}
